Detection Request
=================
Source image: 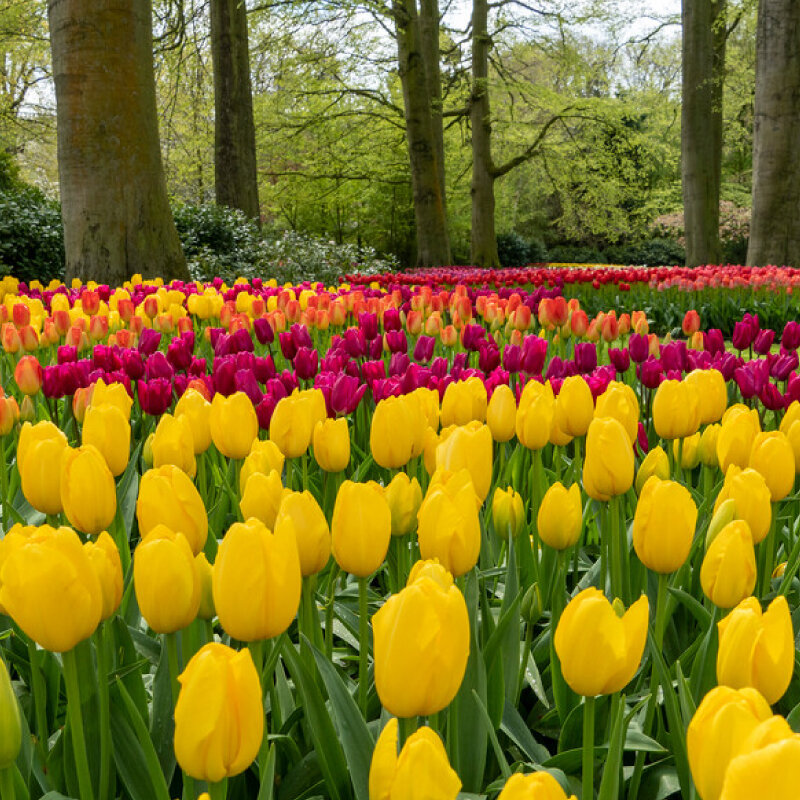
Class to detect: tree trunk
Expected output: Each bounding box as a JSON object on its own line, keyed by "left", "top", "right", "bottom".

{"left": 681, "top": 0, "right": 726, "bottom": 267}
{"left": 394, "top": 0, "right": 451, "bottom": 267}
{"left": 747, "top": 0, "right": 800, "bottom": 266}
{"left": 48, "top": 0, "right": 188, "bottom": 283}
{"left": 210, "top": 0, "right": 260, "bottom": 221}
{"left": 470, "top": 0, "right": 499, "bottom": 267}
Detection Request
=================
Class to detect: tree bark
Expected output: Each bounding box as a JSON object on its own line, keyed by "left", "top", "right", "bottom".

{"left": 681, "top": 0, "right": 726, "bottom": 268}
{"left": 210, "top": 0, "right": 260, "bottom": 221}
{"left": 394, "top": 0, "right": 451, "bottom": 267}
{"left": 747, "top": 0, "right": 800, "bottom": 267}
{"left": 470, "top": 0, "right": 499, "bottom": 267}
{"left": 48, "top": 0, "right": 188, "bottom": 283}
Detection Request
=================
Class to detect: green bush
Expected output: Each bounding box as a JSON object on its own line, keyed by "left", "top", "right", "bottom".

{"left": 496, "top": 231, "right": 531, "bottom": 267}
{"left": 0, "top": 187, "right": 65, "bottom": 284}
{"left": 546, "top": 244, "right": 608, "bottom": 264}
{"left": 604, "top": 237, "right": 685, "bottom": 267}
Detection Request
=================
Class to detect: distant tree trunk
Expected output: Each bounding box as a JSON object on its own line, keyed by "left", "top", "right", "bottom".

{"left": 394, "top": 0, "right": 451, "bottom": 267}
{"left": 470, "top": 0, "right": 499, "bottom": 267}
{"left": 747, "top": 0, "right": 800, "bottom": 266}
{"left": 210, "top": 0, "right": 260, "bottom": 221}
{"left": 48, "top": 0, "right": 187, "bottom": 283}
{"left": 681, "top": 0, "right": 726, "bottom": 268}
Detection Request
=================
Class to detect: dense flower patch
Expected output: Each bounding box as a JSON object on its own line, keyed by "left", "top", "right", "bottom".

{"left": 0, "top": 272, "right": 799, "bottom": 800}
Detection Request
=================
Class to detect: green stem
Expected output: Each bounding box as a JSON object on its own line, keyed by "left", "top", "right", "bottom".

{"left": 27, "top": 640, "right": 48, "bottom": 758}
{"left": 96, "top": 624, "right": 111, "bottom": 800}
{"left": 0, "top": 766, "right": 14, "bottom": 800}
{"left": 654, "top": 573, "right": 669, "bottom": 651}
{"left": 398, "top": 715, "right": 418, "bottom": 748}
{"left": 676, "top": 437, "right": 684, "bottom": 484}
{"left": 358, "top": 577, "right": 369, "bottom": 716}
{"left": 760, "top": 507, "right": 777, "bottom": 597}
{"left": 208, "top": 778, "right": 227, "bottom": 800}
{"left": 182, "top": 774, "right": 195, "bottom": 800}
{"left": 165, "top": 633, "right": 181, "bottom": 707}
{"left": 583, "top": 695, "right": 596, "bottom": 800}
{"left": 325, "top": 566, "right": 340, "bottom": 659}
{"left": 63, "top": 648, "right": 95, "bottom": 800}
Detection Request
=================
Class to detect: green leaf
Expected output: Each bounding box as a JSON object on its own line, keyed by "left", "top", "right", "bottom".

{"left": 310, "top": 640, "right": 373, "bottom": 800}
{"left": 597, "top": 694, "right": 626, "bottom": 800}
{"left": 500, "top": 699, "right": 550, "bottom": 764}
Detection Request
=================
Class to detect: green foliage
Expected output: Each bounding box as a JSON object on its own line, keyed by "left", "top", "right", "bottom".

{"left": 546, "top": 244, "right": 608, "bottom": 264}
{"left": 0, "top": 186, "right": 64, "bottom": 283}
{"left": 604, "top": 237, "right": 686, "bottom": 267}
{"left": 496, "top": 232, "right": 532, "bottom": 267}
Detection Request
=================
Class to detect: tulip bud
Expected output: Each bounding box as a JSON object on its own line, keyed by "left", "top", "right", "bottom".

{"left": 274, "top": 490, "right": 331, "bottom": 576}
{"left": 61, "top": 445, "right": 117, "bottom": 535}
{"left": 332, "top": 480, "right": 391, "bottom": 577}
{"left": 583, "top": 417, "right": 634, "bottom": 501}
{"left": 652, "top": 379, "right": 701, "bottom": 440}
{"left": 554, "top": 588, "right": 648, "bottom": 696}
{"left": 313, "top": 417, "right": 350, "bottom": 472}
{"left": 91, "top": 378, "right": 133, "bottom": 420}
{"left": 633, "top": 477, "right": 697, "bottom": 574}
{"left": 370, "top": 394, "right": 422, "bottom": 469}
{"left": 713, "top": 467, "right": 772, "bottom": 544}
{"left": 82, "top": 403, "right": 132, "bottom": 477}
{"left": 239, "top": 469, "right": 284, "bottom": 530}
{"left": 14, "top": 354, "right": 43, "bottom": 395}
{"left": 516, "top": 380, "right": 554, "bottom": 450}
{"left": 701, "top": 520, "right": 757, "bottom": 609}
{"left": 175, "top": 388, "right": 212, "bottom": 454}
{"left": 520, "top": 582, "right": 543, "bottom": 626}
{"left": 240, "top": 439, "right": 285, "bottom": 491}
{"left": 195, "top": 553, "right": 216, "bottom": 620}
{"left": 717, "top": 596, "right": 794, "bottom": 704}
{"left": 749, "top": 431, "right": 795, "bottom": 501}
{"left": 151, "top": 413, "right": 196, "bottom": 478}
{"left": 441, "top": 376, "right": 487, "bottom": 427}
{"left": 213, "top": 517, "right": 301, "bottom": 641}
{"left": 372, "top": 560, "right": 469, "bottom": 718}
{"left": 0, "top": 657, "right": 22, "bottom": 769}
{"left": 19, "top": 395, "right": 34, "bottom": 422}
{"left": 486, "top": 384, "right": 517, "bottom": 442}
{"left": 210, "top": 391, "right": 258, "bottom": 460}
{"left": 174, "top": 643, "right": 264, "bottom": 782}
{"left": 594, "top": 381, "right": 639, "bottom": 445}
{"left": 717, "top": 407, "right": 761, "bottom": 473}
{"left": 698, "top": 423, "right": 721, "bottom": 467}
{"left": 384, "top": 472, "right": 423, "bottom": 537}
{"left": 537, "top": 482, "right": 582, "bottom": 550}
{"left": 491, "top": 486, "right": 525, "bottom": 540}
{"left": 435, "top": 421, "right": 493, "bottom": 501}
{"left": 497, "top": 772, "right": 577, "bottom": 800}
{"left": 554, "top": 375, "right": 594, "bottom": 438}
{"left": 134, "top": 526, "right": 201, "bottom": 633}
{"left": 635, "top": 446, "right": 669, "bottom": 494}
{"left": 706, "top": 498, "right": 738, "bottom": 549}
{"left": 17, "top": 421, "right": 69, "bottom": 515}
{"left": 369, "top": 718, "right": 461, "bottom": 800}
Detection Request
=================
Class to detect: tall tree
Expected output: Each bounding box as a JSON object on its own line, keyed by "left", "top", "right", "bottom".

{"left": 48, "top": 0, "right": 187, "bottom": 283}
{"left": 681, "top": 0, "right": 726, "bottom": 267}
{"left": 393, "top": 0, "right": 451, "bottom": 266}
{"left": 747, "top": 0, "right": 800, "bottom": 266}
{"left": 210, "top": 0, "right": 260, "bottom": 220}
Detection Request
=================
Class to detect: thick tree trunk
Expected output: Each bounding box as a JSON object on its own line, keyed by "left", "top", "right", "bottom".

{"left": 470, "top": 0, "right": 499, "bottom": 267}
{"left": 681, "top": 0, "right": 726, "bottom": 267}
{"left": 48, "top": 0, "right": 187, "bottom": 284}
{"left": 747, "top": 0, "right": 800, "bottom": 266}
{"left": 394, "top": 0, "right": 451, "bottom": 267}
{"left": 210, "top": 0, "right": 260, "bottom": 221}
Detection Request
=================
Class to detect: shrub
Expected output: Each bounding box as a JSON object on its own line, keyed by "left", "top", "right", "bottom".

{"left": 496, "top": 232, "right": 531, "bottom": 267}
{"left": 604, "top": 237, "right": 685, "bottom": 267}
{"left": 546, "top": 244, "right": 608, "bottom": 264}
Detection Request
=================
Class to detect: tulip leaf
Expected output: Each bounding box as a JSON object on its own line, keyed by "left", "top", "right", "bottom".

{"left": 310, "top": 640, "right": 373, "bottom": 800}
{"left": 638, "top": 762, "right": 681, "bottom": 800}
{"left": 256, "top": 743, "right": 277, "bottom": 800}
{"left": 281, "top": 639, "right": 351, "bottom": 800}
{"left": 148, "top": 639, "right": 177, "bottom": 785}
{"left": 500, "top": 699, "right": 550, "bottom": 764}
{"left": 667, "top": 587, "right": 710, "bottom": 629}
{"left": 597, "top": 694, "right": 626, "bottom": 800}
{"left": 39, "top": 793, "right": 76, "bottom": 800}
{"left": 116, "top": 442, "right": 142, "bottom": 538}
{"left": 470, "top": 689, "right": 512, "bottom": 780}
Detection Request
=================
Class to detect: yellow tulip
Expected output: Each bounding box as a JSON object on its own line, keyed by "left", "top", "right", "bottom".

{"left": 331, "top": 481, "right": 392, "bottom": 577}
{"left": 554, "top": 588, "right": 648, "bottom": 696}
{"left": 61, "top": 445, "right": 117, "bottom": 535}
{"left": 175, "top": 388, "right": 212, "bottom": 453}
{"left": 368, "top": 718, "right": 461, "bottom": 800}
{"left": 195, "top": 552, "right": 216, "bottom": 621}
{"left": 685, "top": 368, "right": 727, "bottom": 424}
{"left": 673, "top": 432, "right": 701, "bottom": 470}
{"left": 717, "top": 407, "right": 761, "bottom": 473}
{"left": 17, "top": 421, "right": 68, "bottom": 514}
{"left": 274, "top": 490, "right": 331, "bottom": 576}
{"left": 82, "top": 403, "right": 131, "bottom": 476}
{"left": 749, "top": 431, "right": 795, "bottom": 501}
{"left": 652, "top": 379, "right": 701, "bottom": 440}
{"left": 487, "top": 383, "right": 517, "bottom": 442}
{"left": 713, "top": 467, "right": 772, "bottom": 544}
{"left": 492, "top": 486, "right": 525, "bottom": 540}
{"left": 384, "top": 473, "right": 423, "bottom": 537}
{"left": 440, "top": 376, "right": 487, "bottom": 427}
{"left": 151, "top": 412, "right": 196, "bottom": 478}
{"left": 313, "top": 417, "right": 350, "bottom": 472}
{"left": 270, "top": 389, "right": 326, "bottom": 459}
{"left": 417, "top": 469, "right": 481, "bottom": 577}
{"left": 701, "top": 520, "right": 757, "bottom": 609}
{"left": 497, "top": 772, "right": 577, "bottom": 800}
{"left": 137, "top": 465, "right": 208, "bottom": 555}
{"left": 555, "top": 375, "right": 594, "bottom": 438}
{"left": 372, "top": 560, "right": 469, "bottom": 717}
{"left": 779, "top": 400, "right": 800, "bottom": 473}
{"left": 594, "top": 381, "right": 639, "bottom": 445}
{"left": 687, "top": 686, "right": 772, "bottom": 800}
{"left": 698, "top": 424, "right": 721, "bottom": 467}
{"left": 633, "top": 476, "right": 697, "bottom": 574}
{"left": 240, "top": 439, "right": 285, "bottom": 491}
{"left": 537, "top": 483, "right": 582, "bottom": 551}
{"left": 435, "top": 421, "right": 492, "bottom": 501}
{"left": 210, "top": 391, "right": 258, "bottom": 459}
{"left": 0, "top": 524, "right": 103, "bottom": 651}
{"left": 239, "top": 469, "right": 285, "bottom": 530}
{"left": 516, "top": 380, "right": 554, "bottom": 450}
{"left": 134, "top": 526, "right": 201, "bottom": 633}
{"left": 370, "top": 395, "right": 419, "bottom": 469}
{"left": 213, "top": 517, "right": 302, "bottom": 641}
{"left": 413, "top": 386, "right": 440, "bottom": 431}
{"left": 174, "top": 642, "right": 263, "bottom": 782}
{"left": 635, "top": 446, "right": 669, "bottom": 494}
{"left": 583, "top": 417, "right": 634, "bottom": 501}
{"left": 717, "top": 595, "right": 794, "bottom": 704}
{"left": 0, "top": 657, "right": 21, "bottom": 769}
{"left": 422, "top": 426, "right": 439, "bottom": 476}
{"left": 91, "top": 378, "right": 133, "bottom": 420}
{"left": 84, "top": 531, "right": 123, "bottom": 621}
